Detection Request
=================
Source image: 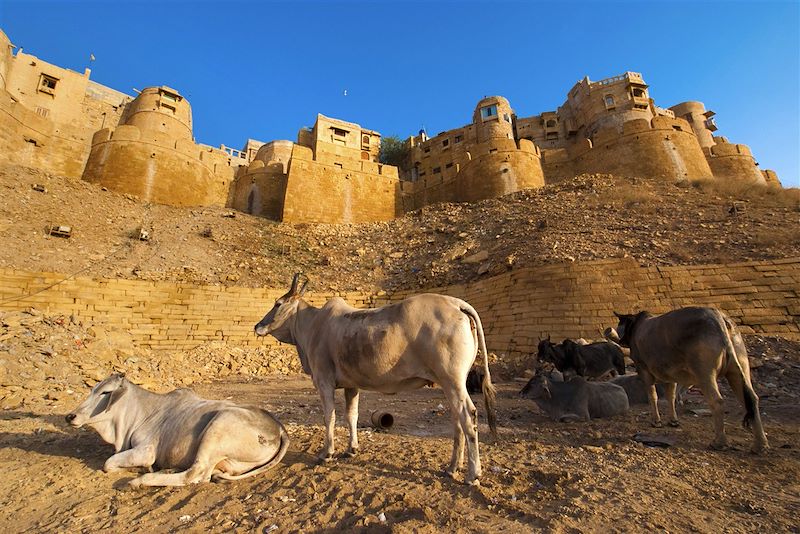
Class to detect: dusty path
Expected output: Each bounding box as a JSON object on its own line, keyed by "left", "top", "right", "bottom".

{"left": 1, "top": 376, "right": 798, "bottom": 533}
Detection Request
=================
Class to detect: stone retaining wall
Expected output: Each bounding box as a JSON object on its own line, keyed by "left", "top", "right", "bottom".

{"left": 1, "top": 257, "right": 797, "bottom": 357}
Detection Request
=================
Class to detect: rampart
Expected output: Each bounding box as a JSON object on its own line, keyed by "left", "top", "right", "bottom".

{"left": 705, "top": 137, "right": 765, "bottom": 184}
{"left": 399, "top": 138, "right": 544, "bottom": 211}
{"left": 82, "top": 87, "right": 240, "bottom": 206}
{"left": 2, "top": 258, "right": 797, "bottom": 359}
{"left": 542, "top": 116, "right": 714, "bottom": 182}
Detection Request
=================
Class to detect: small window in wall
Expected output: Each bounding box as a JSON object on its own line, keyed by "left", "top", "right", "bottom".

{"left": 632, "top": 88, "right": 645, "bottom": 98}
{"left": 362, "top": 134, "right": 370, "bottom": 144}
{"left": 480, "top": 105, "right": 497, "bottom": 119}
{"left": 423, "top": 147, "right": 431, "bottom": 153}
{"left": 332, "top": 127, "right": 348, "bottom": 137}
{"left": 334, "top": 162, "right": 343, "bottom": 169}
{"left": 39, "top": 74, "right": 58, "bottom": 95}
{"left": 160, "top": 91, "right": 178, "bottom": 102}
{"left": 489, "top": 148, "right": 498, "bottom": 153}
{"left": 419, "top": 171, "right": 427, "bottom": 177}
{"left": 504, "top": 113, "right": 511, "bottom": 123}
{"left": 445, "top": 162, "right": 453, "bottom": 169}
{"left": 454, "top": 135, "right": 463, "bottom": 143}
{"left": 546, "top": 119, "right": 557, "bottom": 128}
{"left": 604, "top": 95, "right": 615, "bottom": 110}
{"left": 361, "top": 151, "right": 369, "bottom": 160}
{"left": 34, "top": 106, "right": 49, "bottom": 118}
{"left": 442, "top": 139, "right": 449, "bottom": 148}
{"left": 433, "top": 167, "right": 441, "bottom": 174}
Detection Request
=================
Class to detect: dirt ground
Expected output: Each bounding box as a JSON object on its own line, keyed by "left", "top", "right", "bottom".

{"left": 1, "top": 349, "right": 799, "bottom": 533}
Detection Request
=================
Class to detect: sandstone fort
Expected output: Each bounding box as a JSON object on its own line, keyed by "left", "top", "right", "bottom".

{"left": 0, "top": 28, "right": 781, "bottom": 226}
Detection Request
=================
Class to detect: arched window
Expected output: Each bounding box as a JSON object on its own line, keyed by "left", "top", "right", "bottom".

{"left": 361, "top": 151, "right": 369, "bottom": 160}
{"left": 604, "top": 95, "right": 615, "bottom": 109}
{"left": 546, "top": 119, "right": 557, "bottom": 128}
{"left": 362, "top": 134, "right": 370, "bottom": 145}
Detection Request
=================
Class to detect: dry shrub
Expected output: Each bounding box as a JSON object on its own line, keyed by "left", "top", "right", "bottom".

{"left": 691, "top": 179, "right": 800, "bottom": 209}
{"left": 750, "top": 228, "right": 800, "bottom": 249}
{"left": 589, "top": 182, "right": 657, "bottom": 209}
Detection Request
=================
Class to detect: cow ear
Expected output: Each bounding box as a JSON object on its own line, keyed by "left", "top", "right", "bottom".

{"left": 104, "top": 382, "right": 127, "bottom": 412}
{"left": 613, "top": 311, "right": 622, "bottom": 319}
{"left": 298, "top": 278, "right": 309, "bottom": 296}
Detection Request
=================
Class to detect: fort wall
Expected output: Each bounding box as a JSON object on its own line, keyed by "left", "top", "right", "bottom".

{"left": 542, "top": 116, "right": 713, "bottom": 183}
{"left": 81, "top": 87, "right": 240, "bottom": 206}
{"left": 281, "top": 144, "right": 399, "bottom": 224}
{"left": 705, "top": 137, "right": 765, "bottom": 184}
{"left": 399, "top": 138, "right": 544, "bottom": 211}
{"left": 2, "top": 258, "right": 797, "bottom": 356}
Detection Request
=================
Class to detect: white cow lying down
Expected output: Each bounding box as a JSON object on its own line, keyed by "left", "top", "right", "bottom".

{"left": 66, "top": 373, "right": 289, "bottom": 487}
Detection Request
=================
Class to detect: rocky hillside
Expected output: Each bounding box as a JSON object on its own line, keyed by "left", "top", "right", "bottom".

{"left": 0, "top": 163, "right": 797, "bottom": 292}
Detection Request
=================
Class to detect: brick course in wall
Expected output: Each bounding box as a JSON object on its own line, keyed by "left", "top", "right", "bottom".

{"left": 1, "top": 258, "right": 797, "bottom": 357}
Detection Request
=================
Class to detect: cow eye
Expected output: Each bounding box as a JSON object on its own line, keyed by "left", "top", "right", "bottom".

{"left": 100, "top": 391, "right": 110, "bottom": 396}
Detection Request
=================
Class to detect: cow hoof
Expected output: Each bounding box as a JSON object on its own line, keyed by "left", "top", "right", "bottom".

{"left": 465, "top": 478, "right": 480, "bottom": 487}
{"left": 444, "top": 468, "right": 457, "bottom": 479}
{"left": 343, "top": 449, "right": 358, "bottom": 458}
{"left": 316, "top": 453, "right": 334, "bottom": 464}
{"left": 651, "top": 421, "right": 663, "bottom": 428}
{"left": 129, "top": 478, "right": 143, "bottom": 488}
{"left": 667, "top": 420, "right": 680, "bottom": 428}
{"left": 709, "top": 441, "right": 729, "bottom": 451}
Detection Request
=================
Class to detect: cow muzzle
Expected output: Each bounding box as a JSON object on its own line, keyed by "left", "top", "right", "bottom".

{"left": 65, "top": 413, "right": 79, "bottom": 426}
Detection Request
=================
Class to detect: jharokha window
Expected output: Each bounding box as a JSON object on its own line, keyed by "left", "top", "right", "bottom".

{"left": 604, "top": 95, "right": 615, "bottom": 109}
{"left": 39, "top": 74, "right": 58, "bottom": 95}
{"left": 480, "top": 105, "right": 498, "bottom": 120}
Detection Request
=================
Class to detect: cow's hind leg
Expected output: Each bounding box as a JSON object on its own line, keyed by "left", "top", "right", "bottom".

{"left": 725, "top": 368, "right": 768, "bottom": 453}
{"left": 130, "top": 459, "right": 216, "bottom": 487}
{"left": 698, "top": 376, "right": 728, "bottom": 450}
{"left": 445, "top": 407, "right": 465, "bottom": 478}
{"left": 344, "top": 388, "right": 359, "bottom": 457}
{"left": 664, "top": 383, "right": 680, "bottom": 427}
{"left": 442, "top": 382, "right": 481, "bottom": 485}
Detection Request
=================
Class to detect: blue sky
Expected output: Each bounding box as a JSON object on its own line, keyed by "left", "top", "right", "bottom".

{"left": 2, "top": 0, "right": 798, "bottom": 186}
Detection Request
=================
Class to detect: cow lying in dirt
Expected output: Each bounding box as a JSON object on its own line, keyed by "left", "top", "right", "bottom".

{"left": 538, "top": 337, "right": 626, "bottom": 379}
{"left": 611, "top": 374, "right": 678, "bottom": 405}
{"left": 255, "top": 274, "right": 496, "bottom": 486}
{"left": 66, "top": 374, "right": 289, "bottom": 487}
{"left": 519, "top": 371, "right": 629, "bottom": 422}
{"left": 613, "top": 306, "right": 768, "bottom": 453}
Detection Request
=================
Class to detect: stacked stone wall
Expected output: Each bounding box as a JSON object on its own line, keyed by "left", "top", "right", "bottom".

{"left": 1, "top": 259, "right": 797, "bottom": 359}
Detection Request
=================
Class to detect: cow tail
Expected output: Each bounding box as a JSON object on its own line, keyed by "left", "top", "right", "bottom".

{"left": 214, "top": 423, "right": 290, "bottom": 481}
{"left": 720, "top": 314, "right": 757, "bottom": 430}
{"left": 460, "top": 303, "right": 498, "bottom": 439}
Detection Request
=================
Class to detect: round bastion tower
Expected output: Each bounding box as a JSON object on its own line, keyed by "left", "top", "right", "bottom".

{"left": 669, "top": 101, "right": 716, "bottom": 149}
{"left": 119, "top": 86, "right": 193, "bottom": 142}
{"left": 473, "top": 96, "right": 515, "bottom": 143}
{"left": 82, "top": 86, "right": 232, "bottom": 206}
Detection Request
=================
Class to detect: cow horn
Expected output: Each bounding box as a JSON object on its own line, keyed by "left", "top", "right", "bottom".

{"left": 298, "top": 276, "right": 309, "bottom": 296}
{"left": 289, "top": 273, "right": 301, "bottom": 294}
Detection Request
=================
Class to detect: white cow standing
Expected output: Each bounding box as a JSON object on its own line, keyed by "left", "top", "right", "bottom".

{"left": 254, "top": 274, "right": 497, "bottom": 486}
{"left": 66, "top": 374, "right": 289, "bottom": 487}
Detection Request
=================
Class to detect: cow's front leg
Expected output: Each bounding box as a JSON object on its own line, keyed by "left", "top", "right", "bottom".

{"left": 344, "top": 388, "right": 359, "bottom": 457}
{"left": 317, "top": 384, "right": 336, "bottom": 462}
{"left": 663, "top": 382, "right": 680, "bottom": 427}
{"left": 104, "top": 444, "right": 156, "bottom": 473}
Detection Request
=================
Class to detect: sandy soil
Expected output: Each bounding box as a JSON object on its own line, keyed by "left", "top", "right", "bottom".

{"left": 1, "top": 368, "right": 798, "bottom": 533}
